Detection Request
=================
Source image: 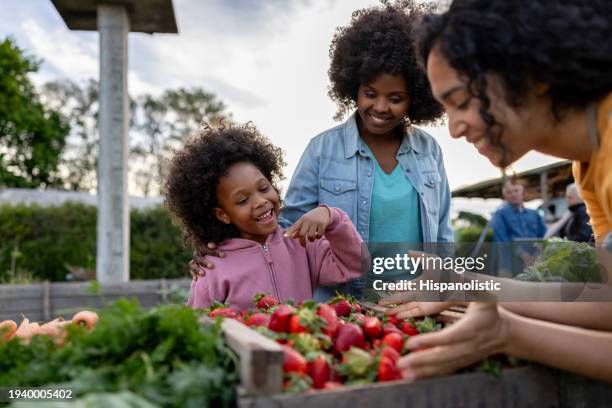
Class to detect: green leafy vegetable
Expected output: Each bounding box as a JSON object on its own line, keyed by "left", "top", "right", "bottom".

{"left": 0, "top": 299, "right": 239, "bottom": 407}
{"left": 516, "top": 238, "right": 602, "bottom": 283}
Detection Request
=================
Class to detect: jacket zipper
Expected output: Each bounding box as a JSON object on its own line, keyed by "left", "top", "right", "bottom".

{"left": 262, "top": 244, "right": 280, "bottom": 300}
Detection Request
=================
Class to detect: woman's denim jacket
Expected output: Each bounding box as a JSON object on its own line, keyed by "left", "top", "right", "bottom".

{"left": 280, "top": 113, "right": 453, "bottom": 246}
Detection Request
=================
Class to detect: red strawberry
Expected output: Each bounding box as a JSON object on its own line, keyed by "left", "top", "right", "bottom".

{"left": 283, "top": 345, "right": 308, "bottom": 374}
{"left": 362, "top": 316, "right": 382, "bottom": 340}
{"left": 323, "top": 381, "right": 344, "bottom": 390}
{"left": 289, "top": 307, "right": 326, "bottom": 334}
{"left": 269, "top": 305, "right": 295, "bottom": 333}
{"left": 317, "top": 304, "right": 339, "bottom": 337}
{"left": 307, "top": 354, "right": 331, "bottom": 389}
{"left": 246, "top": 312, "right": 270, "bottom": 327}
{"left": 209, "top": 308, "right": 237, "bottom": 318}
{"left": 381, "top": 332, "right": 404, "bottom": 354}
{"left": 399, "top": 321, "right": 418, "bottom": 336}
{"left": 289, "top": 314, "right": 308, "bottom": 333}
{"left": 254, "top": 293, "right": 279, "bottom": 309}
{"left": 352, "top": 303, "right": 362, "bottom": 314}
{"left": 333, "top": 300, "right": 352, "bottom": 317}
{"left": 383, "top": 323, "right": 402, "bottom": 336}
{"left": 387, "top": 315, "right": 400, "bottom": 326}
{"left": 380, "top": 346, "right": 400, "bottom": 364}
{"left": 378, "top": 356, "right": 402, "bottom": 382}
{"left": 335, "top": 323, "right": 365, "bottom": 353}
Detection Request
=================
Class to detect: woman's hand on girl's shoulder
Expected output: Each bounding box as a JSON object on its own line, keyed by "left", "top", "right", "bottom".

{"left": 284, "top": 206, "right": 332, "bottom": 247}
{"left": 189, "top": 241, "right": 224, "bottom": 280}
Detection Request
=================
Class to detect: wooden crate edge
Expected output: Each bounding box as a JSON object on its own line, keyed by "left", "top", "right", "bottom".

{"left": 201, "top": 316, "right": 284, "bottom": 396}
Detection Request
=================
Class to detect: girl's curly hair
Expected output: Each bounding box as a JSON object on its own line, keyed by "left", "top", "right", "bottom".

{"left": 417, "top": 0, "right": 612, "bottom": 165}
{"left": 328, "top": 0, "right": 444, "bottom": 124}
{"left": 164, "top": 124, "right": 285, "bottom": 246}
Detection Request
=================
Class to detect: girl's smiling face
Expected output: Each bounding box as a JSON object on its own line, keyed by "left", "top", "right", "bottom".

{"left": 214, "top": 162, "right": 280, "bottom": 244}
{"left": 356, "top": 72, "right": 410, "bottom": 138}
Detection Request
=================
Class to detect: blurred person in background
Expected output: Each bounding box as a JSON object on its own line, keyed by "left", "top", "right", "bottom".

{"left": 546, "top": 183, "right": 594, "bottom": 242}
{"left": 492, "top": 179, "right": 546, "bottom": 274}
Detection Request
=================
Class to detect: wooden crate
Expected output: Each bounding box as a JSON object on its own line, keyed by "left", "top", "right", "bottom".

{"left": 211, "top": 303, "right": 612, "bottom": 408}
{"left": 0, "top": 278, "right": 191, "bottom": 322}
{"left": 238, "top": 365, "right": 612, "bottom": 408}
{"left": 216, "top": 317, "right": 284, "bottom": 396}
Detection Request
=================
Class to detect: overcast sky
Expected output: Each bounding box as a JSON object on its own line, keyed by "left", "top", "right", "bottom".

{"left": 0, "top": 0, "right": 560, "bottom": 198}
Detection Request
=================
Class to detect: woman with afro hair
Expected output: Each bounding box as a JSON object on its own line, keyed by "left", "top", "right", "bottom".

{"left": 191, "top": 1, "right": 452, "bottom": 302}
{"left": 382, "top": 0, "right": 612, "bottom": 383}
{"left": 279, "top": 0, "right": 452, "bottom": 300}
{"left": 165, "top": 124, "right": 362, "bottom": 310}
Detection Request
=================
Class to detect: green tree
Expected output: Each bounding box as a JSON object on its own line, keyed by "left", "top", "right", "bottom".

{"left": 41, "top": 79, "right": 99, "bottom": 191}
{"left": 0, "top": 37, "right": 69, "bottom": 188}
{"left": 41, "top": 82, "right": 231, "bottom": 195}
{"left": 133, "top": 88, "right": 231, "bottom": 196}
{"left": 41, "top": 79, "right": 139, "bottom": 192}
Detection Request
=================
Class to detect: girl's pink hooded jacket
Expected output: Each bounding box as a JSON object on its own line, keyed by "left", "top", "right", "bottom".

{"left": 187, "top": 207, "right": 363, "bottom": 310}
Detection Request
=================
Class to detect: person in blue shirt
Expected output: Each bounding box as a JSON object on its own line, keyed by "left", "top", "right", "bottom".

{"left": 279, "top": 3, "right": 452, "bottom": 300}
{"left": 491, "top": 180, "right": 547, "bottom": 275}
{"left": 189, "top": 3, "right": 453, "bottom": 300}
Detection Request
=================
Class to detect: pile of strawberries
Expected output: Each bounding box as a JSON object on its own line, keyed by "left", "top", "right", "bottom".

{"left": 205, "top": 294, "right": 443, "bottom": 393}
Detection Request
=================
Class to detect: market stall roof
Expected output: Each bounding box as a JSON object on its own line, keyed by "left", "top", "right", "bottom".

{"left": 51, "top": 0, "right": 178, "bottom": 33}
{"left": 451, "top": 160, "right": 573, "bottom": 201}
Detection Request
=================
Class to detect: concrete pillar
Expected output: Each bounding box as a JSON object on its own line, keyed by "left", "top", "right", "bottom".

{"left": 96, "top": 5, "right": 130, "bottom": 282}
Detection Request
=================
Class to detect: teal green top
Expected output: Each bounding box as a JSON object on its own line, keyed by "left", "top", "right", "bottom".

{"left": 367, "top": 150, "right": 423, "bottom": 280}
{"left": 368, "top": 160, "right": 423, "bottom": 244}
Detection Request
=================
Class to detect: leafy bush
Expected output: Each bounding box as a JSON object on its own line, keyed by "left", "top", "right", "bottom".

{"left": 455, "top": 225, "right": 493, "bottom": 243}
{"left": 0, "top": 203, "right": 191, "bottom": 282}
{"left": 453, "top": 223, "right": 494, "bottom": 262}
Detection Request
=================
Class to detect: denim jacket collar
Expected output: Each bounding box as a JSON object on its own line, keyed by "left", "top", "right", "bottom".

{"left": 342, "top": 112, "right": 421, "bottom": 159}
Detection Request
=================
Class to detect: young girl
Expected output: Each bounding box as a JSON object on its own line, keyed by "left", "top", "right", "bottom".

{"left": 191, "top": 2, "right": 452, "bottom": 301}
{"left": 164, "top": 124, "right": 363, "bottom": 310}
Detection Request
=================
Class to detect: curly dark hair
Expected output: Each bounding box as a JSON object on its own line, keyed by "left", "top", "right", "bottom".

{"left": 164, "top": 124, "right": 285, "bottom": 246}
{"left": 417, "top": 0, "right": 612, "bottom": 164}
{"left": 328, "top": 0, "right": 444, "bottom": 124}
